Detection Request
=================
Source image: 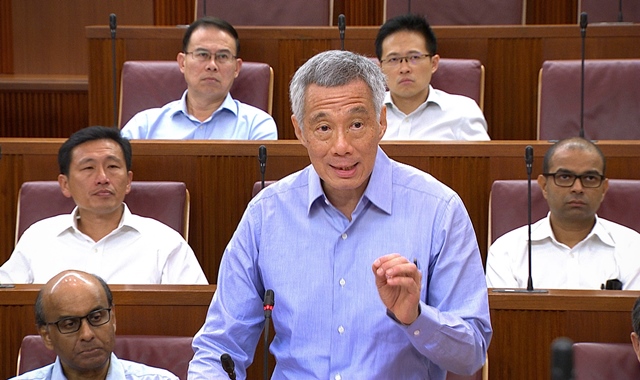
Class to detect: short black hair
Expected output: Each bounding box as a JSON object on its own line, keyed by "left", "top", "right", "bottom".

{"left": 58, "top": 126, "right": 132, "bottom": 176}
{"left": 35, "top": 273, "right": 113, "bottom": 327}
{"left": 182, "top": 16, "right": 240, "bottom": 56}
{"left": 542, "top": 137, "right": 606, "bottom": 175}
{"left": 375, "top": 13, "right": 437, "bottom": 60}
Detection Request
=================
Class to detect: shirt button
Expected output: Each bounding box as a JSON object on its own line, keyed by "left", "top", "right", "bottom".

{"left": 341, "top": 233, "right": 347, "bottom": 240}
{"left": 338, "top": 325, "right": 345, "bottom": 334}
{"left": 413, "top": 329, "right": 421, "bottom": 336}
{"left": 339, "top": 278, "right": 346, "bottom": 287}
{"left": 335, "top": 375, "right": 342, "bottom": 380}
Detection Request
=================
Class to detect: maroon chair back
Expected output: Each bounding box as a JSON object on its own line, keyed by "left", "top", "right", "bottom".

{"left": 15, "top": 181, "right": 189, "bottom": 243}
{"left": 538, "top": 59, "right": 640, "bottom": 140}
{"left": 580, "top": 0, "right": 640, "bottom": 23}
{"left": 386, "top": 0, "right": 525, "bottom": 25}
{"left": 489, "top": 179, "right": 640, "bottom": 244}
{"left": 17, "top": 335, "right": 193, "bottom": 379}
{"left": 195, "top": 0, "right": 330, "bottom": 25}
{"left": 573, "top": 342, "right": 640, "bottom": 380}
{"left": 118, "top": 60, "right": 273, "bottom": 128}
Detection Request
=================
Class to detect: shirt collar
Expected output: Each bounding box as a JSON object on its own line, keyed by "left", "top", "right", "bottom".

{"left": 383, "top": 85, "right": 442, "bottom": 116}
{"left": 61, "top": 203, "right": 136, "bottom": 237}
{"left": 305, "top": 146, "right": 392, "bottom": 216}
{"left": 532, "top": 213, "right": 614, "bottom": 247}
{"left": 172, "top": 90, "right": 238, "bottom": 120}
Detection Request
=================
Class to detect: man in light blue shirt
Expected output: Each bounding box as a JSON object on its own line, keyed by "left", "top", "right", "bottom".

{"left": 121, "top": 17, "right": 277, "bottom": 140}
{"left": 188, "top": 50, "right": 491, "bottom": 379}
{"left": 12, "top": 270, "right": 178, "bottom": 380}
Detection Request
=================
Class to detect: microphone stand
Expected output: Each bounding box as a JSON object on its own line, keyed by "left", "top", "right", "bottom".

{"left": 618, "top": 0, "right": 623, "bottom": 22}
{"left": 526, "top": 146, "right": 534, "bottom": 291}
{"left": 579, "top": 12, "right": 587, "bottom": 138}
{"left": 263, "top": 289, "right": 275, "bottom": 380}
{"left": 259, "top": 145, "right": 267, "bottom": 189}
{"left": 338, "top": 14, "right": 345, "bottom": 51}
{"left": 110, "top": 14, "right": 117, "bottom": 129}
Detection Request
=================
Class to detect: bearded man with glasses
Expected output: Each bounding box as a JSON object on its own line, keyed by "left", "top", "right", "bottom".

{"left": 121, "top": 16, "right": 277, "bottom": 140}
{"left": 486, "top": 137, "right": 640, "bottom": 290}
{"left": 12, "top": 270, "right": 178, "bottom": 380}
{"left": 374, "top": 13, "right": 489, "bottom": 140}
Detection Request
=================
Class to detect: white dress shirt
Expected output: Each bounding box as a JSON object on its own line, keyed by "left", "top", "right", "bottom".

{"left": 486, "top": 214, "right": 640, "bottom": 290}
{"left": 383, "top": 86, "right": 490, "bottom": 141}
{"left": 0, "top": 204, "right": 208, "bottom": 284}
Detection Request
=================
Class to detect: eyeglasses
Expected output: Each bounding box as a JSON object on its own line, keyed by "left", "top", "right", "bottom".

{"left": 380, "top": 53, "right": 432, "bottom": 67}
{"left": 184, "top": 49, "right": 237, "bottom": 64}
{"left": 543, "top": 171, "right": 605, "bottom": 188}
{"left": 47, "top": 308, "right": 112, "bottom": 334}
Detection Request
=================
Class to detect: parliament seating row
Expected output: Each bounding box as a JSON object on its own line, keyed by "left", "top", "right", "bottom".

{"left": 194, "top": 0, "right": 640, "bottom": 25}
{"left": 118, "top": 58, "right": 640, "bottom": 140}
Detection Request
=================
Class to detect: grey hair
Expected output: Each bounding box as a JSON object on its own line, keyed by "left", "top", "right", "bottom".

{"left": 289, "top": 50, "right": 386, "bottom": 128}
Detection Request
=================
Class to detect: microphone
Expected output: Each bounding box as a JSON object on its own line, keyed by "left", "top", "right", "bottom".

{"left": 220, "top": 353, "right": 237, "bottom": 380}
{"left": 602, "top": 279, "right": 623, "bottom": 290}
{"left": 551, "top": 337, "right": 574, "bottom": 380}
{"left": 258, "top": 145, "right": 267, "bottom": 189}
{"left": 263, "top": 289, "right": 274, "bottom": 380}
{"left": 109, "top": 13, "right": 118, "bottom": 129}
{"left": 618, "top": 0, "right": 623, "bottom": 22}
{"left": 525, "top": 145, "right": 534, "bottom": 291}
{"left": 579, "top": 12, "right": 587, "bottom": 139}
{"left": 338, "top": 14, "right": 346, "bottom": 51}
{"left": 203, "top": 0, "right": 207, "bottom": 17}
{"left": 408, "top": 0, "right": 412, "bottom": 13}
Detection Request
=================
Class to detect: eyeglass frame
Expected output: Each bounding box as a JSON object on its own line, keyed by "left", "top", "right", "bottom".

{"left": 46, "top": 307, "right": 112, "bottom": 334}
{"left": 542, "top": 171, "right": 606, "bottom": 188}
{"left": 379, "top": 53, "right": 432, "bottom": 67}
{"left": 183, "top": 49, "right": 238, "bottom": 64}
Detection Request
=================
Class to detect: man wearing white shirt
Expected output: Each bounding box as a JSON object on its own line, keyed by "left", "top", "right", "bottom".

{"left": 0, "top": 126, "right": 207, "bottom": 284}
{"left": 375, "top": 14, "right": 489, "bottom": 141}
{"left": 486, "top": 137, "right": 640, "bottom": 290}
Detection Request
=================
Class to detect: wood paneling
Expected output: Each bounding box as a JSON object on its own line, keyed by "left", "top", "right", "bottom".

{"left": 3, "top": 139, "right": 640, "bottom": 285}
{"left": 152, "top": 0, "right": 193, "bottom": 26}
{"left": 0, "top": 1, "right": 12, "bottom": 74}
{"left": 86, "top": 25, "right": 640, "bottom": 140}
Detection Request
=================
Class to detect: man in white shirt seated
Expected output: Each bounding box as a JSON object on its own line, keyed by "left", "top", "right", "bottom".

{"left": 486, "top": 137, "right": 640, "bottom": 290}
{"left": 375, "top": 13, "right": 489, "bottom": 141}
{"left": 0, "top": 126, "right": 208, "bottom": 284}
{"left": 11, "top": 270, "right": 179, "bottom": 380}
{"left": 631, "top": 296, "right": 640, "bottom": 363}
{"left": 121, "top": 16, "right": 277, "bottom": 140}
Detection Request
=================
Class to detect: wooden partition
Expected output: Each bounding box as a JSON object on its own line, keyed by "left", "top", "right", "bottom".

{"left": 488, "top": 289, "right": 640, "bottom": 379}
{"left": 86, "top": 24, "right": 640, "bottom": 141}
{"left": 3, "top": 139, "right": 640, "bottom": 284}
{"left": 2, "top": 285, "right": 638, "bottom": 380}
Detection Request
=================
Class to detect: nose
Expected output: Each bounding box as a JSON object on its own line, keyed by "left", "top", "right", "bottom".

{"left": 205, "top": 59, "right": 219, "bottom": 72}
{"left": 95, "top": 166, "right": 110, "bottom": 185}
{"left": 77, "top": 318, "right": 97, "bottom": 341}
{"left": 570, "top": 177, "right": 584, "bottom": 192}
{"left": 332, "top": 128, "right": 353, "bottom": 156}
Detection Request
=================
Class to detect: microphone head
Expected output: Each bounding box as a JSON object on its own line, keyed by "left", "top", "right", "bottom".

{"left": 109, "top": 13, "right": 117, "bottom": 30}
{"left": 259, "top": 145, "right": 267, "bottom": 163}
{"left": 338, "top": 14, "right": 346, "bottom": 31}
{"left": 551, "top": 337, "right": 573, "bottom": 380}
{"left": 525, "top": 145, "right": 533, "bottom": 166}
{"left": 220, "top": 353, "right": 235, "bottom": 374}
{"left": 263, "top": 289, "right": 275, "bottom": 318}
{"left": 580, "top": 12, "right": 588, "bottom": 29}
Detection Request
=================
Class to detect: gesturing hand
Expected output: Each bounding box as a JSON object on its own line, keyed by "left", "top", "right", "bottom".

{"left": 372, "top": 253, "right": 422, "bottom": 325}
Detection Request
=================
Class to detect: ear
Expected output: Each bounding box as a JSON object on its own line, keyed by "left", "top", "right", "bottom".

{"left": 378, "top": 105, "right": 387, "bottom": 140}
{"left": 431, "top": 54, "right": 440, "bottom": 75}
{"left": 111, "top": 307, "right": 117, "bottom": 334}
{"left": 234, "top": 58, "right": 243, "bottom": 79}
{"left": 39, "top": 325, "right": 55, "bottom": 351}
{"left": 58, "top": 174, "right": 73, "bottom": 199}
{"left": 292, "top": 115, "right": 307, "bottom": 148}
{"left": 537, "top": 174, "right": 548, "bottom": 200}
{"left": 631, "top": 332, "right": 640, "bottom": 363}
{"left": 177, "top": 52, "right": 186, "bottom": 74}
{"left": 600, "top": 178, "right": 609, "bottom": 201}
{"left": 125, "top": 171, "right": 133, "bottom": 195}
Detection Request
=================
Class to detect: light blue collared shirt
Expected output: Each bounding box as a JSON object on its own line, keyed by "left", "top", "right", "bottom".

{"left": 189, "top": 147, "right": 492, "bottom": 380}
{"left": 12, "top": 353, "right": 178, "bottom": 380}
{"left": 121, "top": 91, "right": 277, "bottom": 140}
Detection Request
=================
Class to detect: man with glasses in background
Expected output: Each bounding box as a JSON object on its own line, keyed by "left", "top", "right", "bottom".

{"left": 12, "top": 270, "right": 178, "bottom": 379}
{"left": 486, "top": 137, "right": 640, "bottom": 289}
{"left": 121, "top": 17, "right": 277, "bottom": 140}
{"left": 374, "top": 13, "right": 489, "bottom": 140}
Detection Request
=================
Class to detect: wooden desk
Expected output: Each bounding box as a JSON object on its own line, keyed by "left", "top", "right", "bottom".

{"left": 488, "top": 289, "right": 640, "bottom": 379}
{"left": 86, "top": 24, "right": 640, "bottom": 140}
{"left": 3, "top": 285, "right": 638, "bottom": 379}
{"left": 3, "top": 139, "right": 640, "bottom": 282}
